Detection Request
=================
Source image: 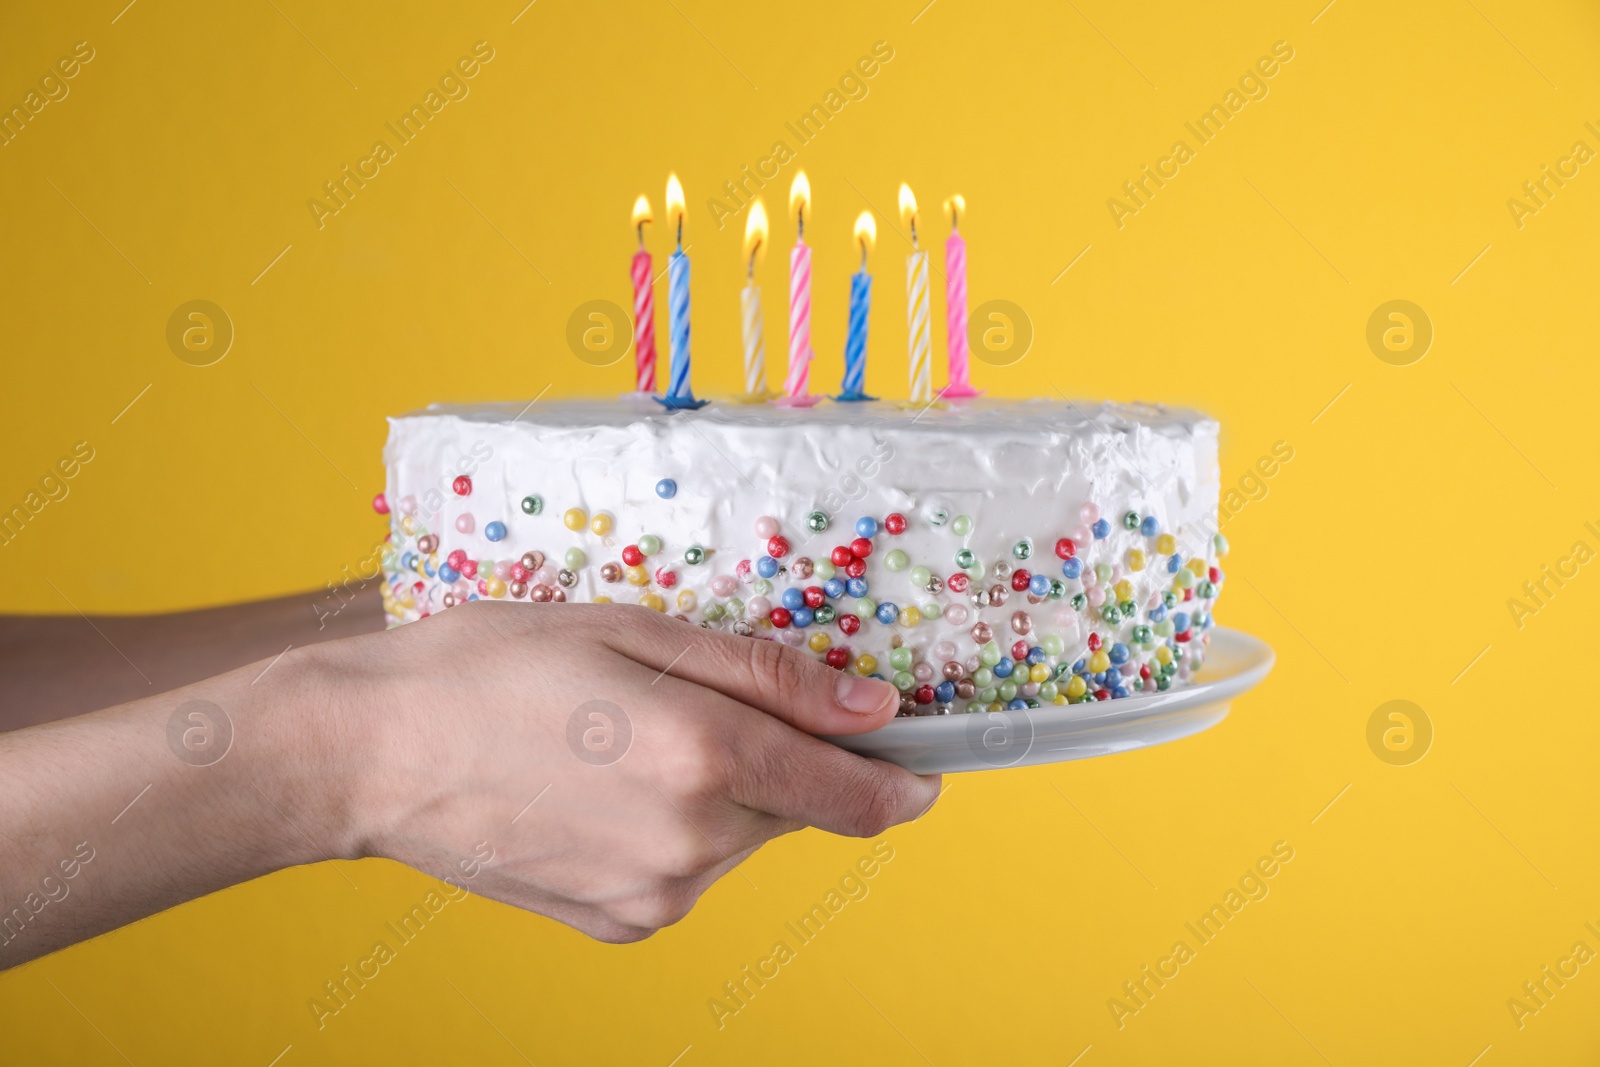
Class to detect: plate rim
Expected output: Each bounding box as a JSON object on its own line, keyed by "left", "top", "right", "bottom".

{"left": 821, "top": 627, "right": 1275, "bottom": 770}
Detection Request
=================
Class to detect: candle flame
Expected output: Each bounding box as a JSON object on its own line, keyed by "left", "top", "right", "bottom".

{"left": 665, "top": 173, "right": 686, "bottom": 231}
{"left": 898, "top": 183, "right": 919, "bottom": 228}
{"left": 631, "top": 195, "right": 652, "bottom": 228}
{"left": 854, "top": 211, "right": 876, "bottom": 255}
{"left": 789, "top": 171, "right": 811, "bottom": 224}
{"left": 944, "top": 194, "right": 965, "bottom": 228}
{"left": 745, "top": 198, "right": 769, "bottom": 266}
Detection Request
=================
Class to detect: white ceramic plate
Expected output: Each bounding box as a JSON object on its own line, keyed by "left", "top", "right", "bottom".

{"left": 824, "top": 628, "right": 1274, "bottom": 774}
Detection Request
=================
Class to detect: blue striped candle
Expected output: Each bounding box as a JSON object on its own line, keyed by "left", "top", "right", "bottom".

{"left": 837, "top": 270, "right": 874, "bottom": 401}
{"left": 656, "top": 172, "right": 708, "bottom": 410}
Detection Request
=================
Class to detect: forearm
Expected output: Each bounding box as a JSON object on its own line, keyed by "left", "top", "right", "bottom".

{"left": 0, "top": 585, "right": 386, "bottom": 731}
{"left": 0, "top": 641, "right": 366, "bottom": 969}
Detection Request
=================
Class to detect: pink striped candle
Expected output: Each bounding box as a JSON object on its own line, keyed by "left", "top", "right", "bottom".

{"left": 629, "top": 196, "right": 656, "bottom": 393}
{"left": 785, "top": 240, "right": 813, "bottom": 393}
{"left": 777, "top": 172, "right": 819, "bottom": 406}
{"left": 941, "top": 195, "right": 981, "bottom": 398}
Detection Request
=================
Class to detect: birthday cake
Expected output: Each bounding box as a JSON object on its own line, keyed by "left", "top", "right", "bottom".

{"left": 377, "top": 397, "right": 1227, "bottom": 714}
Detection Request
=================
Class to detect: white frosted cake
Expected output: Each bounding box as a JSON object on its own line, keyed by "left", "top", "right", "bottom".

{"left": 377, "top": 398, "right": 1226, "bottom": 714}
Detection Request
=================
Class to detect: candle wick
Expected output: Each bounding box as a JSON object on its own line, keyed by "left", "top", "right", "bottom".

{"left": 860, "top": 241, "right": 868, "bottom": 272}
{"left": 637, "top": 221, "right": 646, "bottom": 250}
{"left": 676, "top": 217, "right": 683, "bottom": 252}
{"left": 748, "top": 238, "right": 760, "bottom": 280}
{"left": 797, "top": 209, "right": 805, "bottom": 242}
{"left": 950, "top": 208, "right": 959, "bottom": 231}
{"left": 909, "top": 216, "right": 919, "bottom": 250}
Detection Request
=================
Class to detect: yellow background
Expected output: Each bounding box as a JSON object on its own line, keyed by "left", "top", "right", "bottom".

{"left": 3, "top": 0, "right": 1598, "bottom": 1062}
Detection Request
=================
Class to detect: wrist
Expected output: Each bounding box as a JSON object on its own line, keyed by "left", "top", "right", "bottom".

{"left": 252, "top": 636, "right": 385, "bottom": 864}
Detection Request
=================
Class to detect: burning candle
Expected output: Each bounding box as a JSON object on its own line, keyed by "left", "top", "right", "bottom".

{"left": 656, "top": 172, "right": 708, "bottom": 410}
{"left": 941, "top": 195, "right": 982, "bottom": 399}
{"left": 777, "top": 171, "right": 820, "bottom": 407}
{"left": 900, "top": 183, "right": 933, "bottom": 404}
{"left": 741, "top": 199, "right": 771, "bottom": 399}
{"left": 629, "top": 195, "right": 657, "bottom": 394}
{"left": 837, "top": 211, "right": 876, "bottom": 402}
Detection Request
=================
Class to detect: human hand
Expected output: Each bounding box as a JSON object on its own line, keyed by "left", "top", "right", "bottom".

{"left": 324, "top": 601, "right": 940, "bottom": 943}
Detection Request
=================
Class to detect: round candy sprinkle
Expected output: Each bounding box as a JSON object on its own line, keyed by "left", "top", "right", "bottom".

{"left": 754, "top": 516, "right": 780, "bottom": 539}
{"left": 825, "top": 647, "right": 851, "bottom": 669}
{"left": 656, "top": 479, "right": 677, "bottom": 499}
{"left": 767, "top": 536, "right": 790, "bottom": 558}
{"left": 926, "top": 506, "right": 950, "bottom": 527}
{"left": 417, "top": 533, "right": 438, "bottom": 555}
{"left": 656, "top": 568, "right": 678, "bottom": 589}
{"left": 684, "top": 545, "right": 705, "bottom": 565}
{"left": 756, "top": 555, "right": 779, "bottom": 578}
{"left": 485, "top": 521, "right": 507, "bottom": 542}
{"left": 806, "top": 510, "right": 830, "bottom": 533}
{"left": 564, "top": 547, "right": 586, "bottom": 569}
{"left": 456, "top": 514, "right": 476, "bottom": 534}
{"left": 621, "top": 545, "right": 644, "bottom": 567}
{"left": 1012, "top": 540, "right": 1032, "bottom": 560}
{"left": 563, "top": 508, "right": 587, "bottom": 531}
{"left": 1127, "top": 549, "right": 1146, "bottom": 572}
{"left": 638, "top": 534, "right": 662, "bottom": 556}
{"left": 453, "top": 475, "right": 472, "bottom": 496}
{"left": 1079, "top": 502, "right": 1099, "bottom": 524}
{"left": 1054, "top": 538, "right": 1076, "bottom": 560}
{"left": 951, "top": 514, "right": 973, "bottom": 537}
{"left": 710, "top": 574, "right": 737, "bottom": 597}
{"left": 1123, "top": 511, "right": 1140, "bottom": 530}
{"left": 640, "top": 592, "right": 665, "bottom": 612}
{"left": 855, "top": 516, "right": 878, "bottom": 539}
{"left": 769, "top": 607, "right": 792, "bottom": 628}
{"left": 1092, "top": 519, "right": 1111, "bottom": 539}
{"left": 600, "top": 562, "right": 622, "bottom": 583}
{"left": 520, "top": 551, "right": 544, "bottom": 571}
{"left": 883, "top": 549, "right": 908, "bottom": 572}
{"left": 590, "top": 513, "right": 613, "bottom": 536}
{"left": 876, "top": 602, "right": 899, "bottom": 624}
{"left": 884, "top": 513, "right": 907, "bottom": 535}
{"left": 948, "top": 573, "right": 970, "bottom": 593}
{"left": 845, "top": 557, "right": 867, "bottom": 579}
{"left": 521, "top": 495, "right": 543, "bottom": 515}
{"left": 1010, "top": 568, "right": 1032, "bottom": 592}
{"left": 846, "top": 576, "right": 869, "bottom": 598}
{"left": 373, "top": 493, "right": 390, "bottom": 515}
{"left": 850, "top": 537, "right": 874, "bottom": 559}
{"left": 1140, "top": 516, "right": 1159, "bottom": 537}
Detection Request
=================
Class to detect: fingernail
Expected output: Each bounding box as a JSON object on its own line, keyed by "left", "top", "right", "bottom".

{"left": 835, "top": 671, "right": 894, "bottom": 715}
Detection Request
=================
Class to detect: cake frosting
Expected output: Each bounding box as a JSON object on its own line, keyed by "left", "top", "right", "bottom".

{"left": 378, "top": 397, "right": 1227, "bottom": 714}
